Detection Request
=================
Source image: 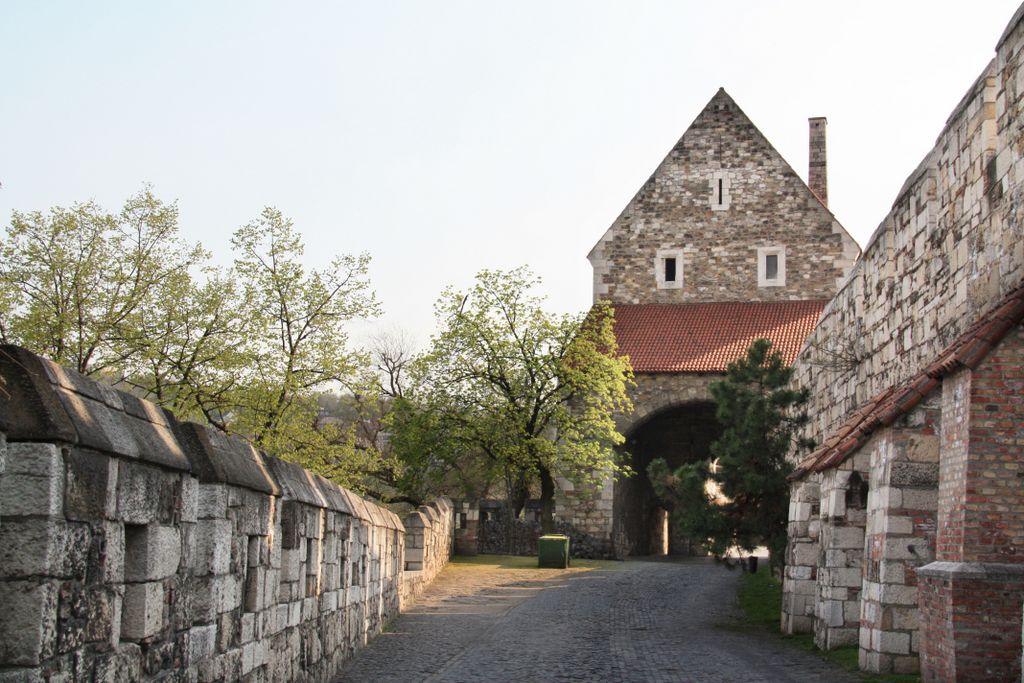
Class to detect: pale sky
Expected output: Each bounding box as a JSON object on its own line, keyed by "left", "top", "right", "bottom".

{"left": 2, "top": 2, "right": 1021, "bottom": 350}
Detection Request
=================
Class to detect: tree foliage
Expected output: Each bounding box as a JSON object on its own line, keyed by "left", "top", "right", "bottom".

{"left": 392, "top": 267, "right": 633, "bottom": 529}
{"left": 649, "top": 338, "right": 811, "bottom": 572}
{"left": 0, "top": 189, "right": 205, "bottom": 374}
{"left": 0, "top": 191, "right": 381, "bottom": 489}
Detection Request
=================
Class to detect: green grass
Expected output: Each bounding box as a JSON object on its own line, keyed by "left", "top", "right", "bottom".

{"left": 450, "top": 553, "right": 624, "bottom": 572}
{"left": 736, "top": 569, "right": 920, "bottom": 683}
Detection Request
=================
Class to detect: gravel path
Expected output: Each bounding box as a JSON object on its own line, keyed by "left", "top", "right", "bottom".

{"left": 334, "top": 557, "right": 862, "bottom": 683}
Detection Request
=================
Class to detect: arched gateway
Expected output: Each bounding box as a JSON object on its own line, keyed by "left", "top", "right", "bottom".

{"left": 553, "top": 89, "right": 859, "bottom": 557}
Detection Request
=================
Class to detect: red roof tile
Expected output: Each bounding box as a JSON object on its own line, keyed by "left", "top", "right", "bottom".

{"left": 613, "top": 301, "right": 828, "bottom": 373}
{"left": 790, "top": 284, "right": 1024, "bottom": 481}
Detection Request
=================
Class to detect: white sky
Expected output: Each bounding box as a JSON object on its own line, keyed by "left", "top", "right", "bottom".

{"left": 2, "top": 1, "right": 1021, "bottom": 350}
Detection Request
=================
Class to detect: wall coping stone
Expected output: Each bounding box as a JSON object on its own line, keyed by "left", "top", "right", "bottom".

{"left": 171, "top": 420, "right": 278, "bottom": 494}
{"left": 917, "top": 561, "right": 1024, "bottom": 580}
{"left": 0, "top": 345, "right": 191, "bottom": 471}
{"left": 313, "top": 474, "right": 355, "bottom": 516}
{"left": 265, "top": 456, "right": 326, "bottom": 507}
{"left": 0, "top": 345, "right": 85, "bottom": 445}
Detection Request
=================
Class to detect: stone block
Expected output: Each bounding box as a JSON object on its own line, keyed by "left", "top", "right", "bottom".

{"left": 116, "top": 460, "right": 175, "bottom": 525}
{"left": 832, "top": 567, "right": 863, "bottom": 587}
{"left": 1, "top": 471, "right": 63, "bottom": 518}
{"left": 64, "top": 448, "right": 117, "bottom": 521}
{"left": 197, "top": 484, "right": 228, "bottom": 520}
{"left": 882, "top": 538, "right": 919, "bottom": 561}
{"left": 831, "top": 525, "right": 864, "bottom": 550}
{"left": 187, "top": 624, "right": 216, "bottom": 666}
{"left": 80, "top": 586, "right": 123, "bottom": 649}
{"left": 891, "top": 605, "right": 919, "bottom": 630}
{"left": 0, "top": 518, "right": 86, "bottom": 579}
{"left": 878, "top": 631, "right": 911, "bottom": 655}
{"left": 244, "top": 566, "right": 267, "bottom": 612}
{"left": 232, "top": 488, "right": 271, "bottom": 536}
{"left": 900, "top": 488, "right": 937, "bottom": 511}
{"left": 879, "top": 583, "right": 917, "bottom": 606}
{"left": 280, "top": 548, "right": 302, "bottom": 583}
{"left": 882, "top": 515, "right": 914, "bottom": 536}
{"left": 878, "top": 560, "right": 905, "bottom": 585}
{"left": 193, "top": 574, "right": 241, "bottom": 624}
{"left": 124, "top": 525, "right": 181, "bottom": 582}
{"left": 100, "top": 521, "right": 125, "bottom": 584}
{"left": 889, "top": 461, "right": 939, "bottom": 487}
{"left": 180, "top": 476, "right": 198, "bottom": 524}
{"left": 194, "top": 519, "right": 232, "bottom": 576}
{"left": 4, "top": 443, "right": 62, "bottom": 477}
{"left": 121, "top": 582, "right": 164, "bottom": 641}
{"left": 0, "top": 580, "right": 58, "bottom": 665}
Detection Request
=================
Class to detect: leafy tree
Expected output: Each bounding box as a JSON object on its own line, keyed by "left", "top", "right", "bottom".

{"left": 225, "top": 208, "right": 380, "bottom": 482}
{"left": 2, "top": 193, "right": 384, "bottom": 490}
{"left": 0, "top": 189, "right": 205, "bottom": 374}
{"left": 649, "top": 338, "right": 811, "bottom": 573}
{"left": 401, "top": 267, "right": 633, "bottom": 531}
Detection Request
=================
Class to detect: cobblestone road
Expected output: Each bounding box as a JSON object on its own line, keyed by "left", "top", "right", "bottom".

{"left": 335, "top": 558, "right": 861, "bottom": 683}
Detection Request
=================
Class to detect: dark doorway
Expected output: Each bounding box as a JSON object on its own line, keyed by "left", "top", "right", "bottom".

{"left": 613, "top": 402, "right": 722, "bottom": 556}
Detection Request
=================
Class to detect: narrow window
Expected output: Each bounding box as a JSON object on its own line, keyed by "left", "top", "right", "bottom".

{"left": 757, "top": 247, "right": 785, "bottom": 287}
{"left": 664, "top": 257, "right": 677, "bottom": 282}
{"left": 717, "top": 179, "right": 723, "bottom": 205}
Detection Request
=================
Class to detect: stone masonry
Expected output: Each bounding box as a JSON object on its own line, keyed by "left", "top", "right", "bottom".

{"left": 562, "top": 88, "right": 859, "bottom": 557}
{"left": 784, "top": 5, "right": 1024, "bottom": 680}
{"left": 587, "top": 88, "right": 858, "bottom": 305}
{"left": 0, "top": 345, "right": 454, "bottom": 682}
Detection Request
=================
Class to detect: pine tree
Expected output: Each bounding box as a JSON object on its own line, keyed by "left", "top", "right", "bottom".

{"left": 649, "top": 338, "right": 811, "bottom": 572}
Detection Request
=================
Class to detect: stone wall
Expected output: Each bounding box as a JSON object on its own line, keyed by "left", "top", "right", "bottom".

{"left": 555, "top": 372, "right": 718, "bottom": 556}
{"left": 793, "top": 47, "right": 1024, "bottom": 447}
{"left": 785, "top": 6, "right": 1024, "bottom": 680}
{"left": 587, "top": 88, "right": 858, "bottom": 305}
{"left": 813, "top": 454, "right": 870, "bottom": 650}
{"left": 916, "top": 325, "right": 1024, "bottom": 682}
{"left": 399, "top": 498, "right": 454, "bottom": 608}
{"left": 0, "top": 345, "right": 454, "bottom": 682}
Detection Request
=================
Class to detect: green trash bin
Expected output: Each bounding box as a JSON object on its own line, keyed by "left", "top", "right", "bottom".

{"left": 538, "top": 534, "right": 570, "bottom": 568}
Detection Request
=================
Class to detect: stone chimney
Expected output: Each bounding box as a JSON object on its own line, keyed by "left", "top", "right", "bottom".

{"left": 808, "top": 117, "right": 828, "bottom": 207}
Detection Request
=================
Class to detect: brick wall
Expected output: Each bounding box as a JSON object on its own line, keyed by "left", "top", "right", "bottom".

{"left": 0, "top": 345, "right": 454, "bottom": 682}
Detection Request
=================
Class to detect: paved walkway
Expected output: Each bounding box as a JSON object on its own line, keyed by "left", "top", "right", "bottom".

{"left": 335, "top": 557, "right": 861, "bottom": 683}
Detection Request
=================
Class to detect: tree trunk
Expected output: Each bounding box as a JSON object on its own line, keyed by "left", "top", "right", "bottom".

{"left": 539, "top": 467, "right": 555, "bottom": 534}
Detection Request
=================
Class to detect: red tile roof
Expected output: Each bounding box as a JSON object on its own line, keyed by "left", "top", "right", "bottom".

{"left": 613, "top": 301, "right": 828, "bottom": 373}
{"left": 790, "top": 284, "right": 1024, "bottom": 481}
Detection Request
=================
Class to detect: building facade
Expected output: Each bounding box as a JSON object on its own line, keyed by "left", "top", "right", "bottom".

{"left": 556, "top": 88, "right": 859, "bottom": 556}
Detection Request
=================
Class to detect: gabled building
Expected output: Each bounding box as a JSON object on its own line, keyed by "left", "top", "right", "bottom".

{"left": 557, "top": 89, "right": 859, "bottom": 556}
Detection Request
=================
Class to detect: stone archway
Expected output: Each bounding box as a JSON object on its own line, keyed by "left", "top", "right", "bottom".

{"left": 613, "top": 401, "right": 722, "bottom": 556}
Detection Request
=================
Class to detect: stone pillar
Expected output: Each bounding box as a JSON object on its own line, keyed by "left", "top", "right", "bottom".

{"left": 782, "top": 476, "right": 821, "bottom": 634}
{"left": 808, "top": 117, "right": 828, "bottom": 207}
{"left": 917, "top": 330, "right": 1024, "bottom": 682}
{"left": 814, "top": 453, "right": 869, "bottom": 650}
{"left": 453, "top": 500, "right": 479, "bottom": 556}
{"left": 859, "top": 413, "right": 939, "bottom": 675}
